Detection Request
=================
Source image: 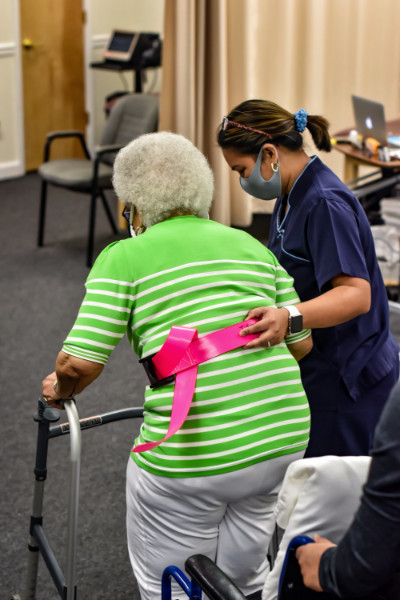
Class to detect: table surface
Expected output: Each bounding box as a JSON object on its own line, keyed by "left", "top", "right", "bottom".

{"left": 333, "top": 119, "right": 400, "bottom": 170}
{"left": 90, "top": 60, "right": 141, "bottom": 72}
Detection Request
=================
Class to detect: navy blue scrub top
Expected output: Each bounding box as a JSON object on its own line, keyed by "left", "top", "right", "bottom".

{"left": 268, "top": 156, "right": 398, "bottom": 401}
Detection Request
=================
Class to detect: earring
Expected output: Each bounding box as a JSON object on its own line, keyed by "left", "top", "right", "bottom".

{"left": 271, "top": 162, "right": 279, "bottom": 173}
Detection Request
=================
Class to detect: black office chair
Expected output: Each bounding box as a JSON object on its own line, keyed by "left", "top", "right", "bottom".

{"left": 37, "top": 93, "right": 159, "bottom": 267}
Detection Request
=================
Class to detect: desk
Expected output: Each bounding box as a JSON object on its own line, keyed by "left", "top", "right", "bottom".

{"left": 333, "top": 119, "right": 400, "bottom": 182}
{"left": 90, "top": 60, "right": 147, "bottom": 92}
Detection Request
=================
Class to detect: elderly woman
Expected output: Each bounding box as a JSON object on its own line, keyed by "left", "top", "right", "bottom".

{"left": 42, "top": 132, "right": 312, "bottom": 600}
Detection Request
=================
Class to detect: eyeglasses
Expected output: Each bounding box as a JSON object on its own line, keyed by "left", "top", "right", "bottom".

{"left": 122, "top": 205, "right": 145, "bottom": 238}
{"left": 222, "top": 116, "right": 271, "bottom": 138}
{"left": 122, "top": 205, "right": 136, "bottom": 238}
{"left": 122, "top": 206, "right": 131, "bottom": 228}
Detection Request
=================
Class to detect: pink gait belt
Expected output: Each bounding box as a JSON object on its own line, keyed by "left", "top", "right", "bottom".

{"left": 133, "top": 319, "right": 259, "bottom": 453}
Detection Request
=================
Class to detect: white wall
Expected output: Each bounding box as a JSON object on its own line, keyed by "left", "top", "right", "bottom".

{"left": 86, "top": 0, "right": 165, "bottom": 149}
{"left": 0, "top": 0, "right": 24, "bottom": 179}
{"left": 0, "top": 0, "right": 165, "bottom": 180}
{"left": 1, "top": 1, "right": 398, "bottom": 182}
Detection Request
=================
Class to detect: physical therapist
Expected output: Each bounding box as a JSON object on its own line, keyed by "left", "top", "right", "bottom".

{"left": 217, "top": 99, "right": 399, "bottom": 457}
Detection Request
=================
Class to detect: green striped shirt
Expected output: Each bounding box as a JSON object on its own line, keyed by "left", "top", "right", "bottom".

{"left": 63, "top": 216, "right": 310, "bottom": 477}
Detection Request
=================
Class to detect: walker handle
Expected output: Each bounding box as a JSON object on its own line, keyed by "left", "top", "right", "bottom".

{"left": 63, "top": 398, "right": 81, "bottom": 600}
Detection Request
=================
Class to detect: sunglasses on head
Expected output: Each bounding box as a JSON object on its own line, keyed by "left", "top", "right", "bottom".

{"left": 221, "top": 116, "right": 271, "bottom": 138}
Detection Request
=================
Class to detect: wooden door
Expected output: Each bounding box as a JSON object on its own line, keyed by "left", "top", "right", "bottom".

{"left": 20, "top": 0, "right": 87, "bottom": 171}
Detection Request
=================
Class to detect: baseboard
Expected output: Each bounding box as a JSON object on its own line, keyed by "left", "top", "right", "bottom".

{"left": 0, "top": 161, "right": 25, "bottom": 181}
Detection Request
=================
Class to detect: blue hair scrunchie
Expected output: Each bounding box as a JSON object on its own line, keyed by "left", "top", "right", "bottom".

{"left": 293, "top": 108, "right": 308, "bottom": 133}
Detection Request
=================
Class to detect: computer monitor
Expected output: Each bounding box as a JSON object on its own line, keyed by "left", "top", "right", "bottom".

{"left": 104, "top": 31, "right": 139, "bottom": 62}
{"left": 103, "top": 31, "right": 161, "bottom": 68}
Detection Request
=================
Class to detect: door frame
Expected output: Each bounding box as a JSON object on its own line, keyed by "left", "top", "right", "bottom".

{"left": 3, "top": 3, "right": 25, "bottom": 178}
{"left": 82, "top": 0, "right": 95, "bottom": 155}
{"left": 11, "top": 0, "right": 94, "bottom": 177}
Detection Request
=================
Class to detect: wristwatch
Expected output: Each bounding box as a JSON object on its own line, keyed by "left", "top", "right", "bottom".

{"left": 285, "top": 305, "right": 303, "bottom": 334}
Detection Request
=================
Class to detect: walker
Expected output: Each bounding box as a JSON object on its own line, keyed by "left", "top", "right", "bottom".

{"left": 13, "top": 398, "right": 314, "bottom": 600}
{"left": 13, "top": 398, "right": 143, "bottom": 600}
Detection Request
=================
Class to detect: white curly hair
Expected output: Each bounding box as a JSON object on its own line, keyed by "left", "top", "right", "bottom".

{"left": 112, "top": 131, "right": 214, "bottom": 228}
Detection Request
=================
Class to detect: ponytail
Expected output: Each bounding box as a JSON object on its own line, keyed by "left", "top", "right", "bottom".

{"left": 306, "top": 114, "right": 332, "bottom": 152}
{"left": 218, "top": 99, "right": 331, "bottom": 153}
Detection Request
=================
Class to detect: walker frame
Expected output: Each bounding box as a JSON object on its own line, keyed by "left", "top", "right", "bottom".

{"left": 14, "top": 398, "right": 143, "bottom": 600}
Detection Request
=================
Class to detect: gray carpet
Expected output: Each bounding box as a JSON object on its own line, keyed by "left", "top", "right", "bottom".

{"left": 1, "top": 172, "right": 400, "bottom": 600}
{"left": 0, "top": 173, "right": 145, "bottom": 600}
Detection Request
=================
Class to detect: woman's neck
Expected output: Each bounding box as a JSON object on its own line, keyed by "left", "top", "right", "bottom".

{"left": 279, "top": 148, "right": 311, "bottom": 195}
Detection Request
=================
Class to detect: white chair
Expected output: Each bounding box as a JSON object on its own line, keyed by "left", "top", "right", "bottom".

{"left": 262, "top": 455, "right": 371, "bottom": 600}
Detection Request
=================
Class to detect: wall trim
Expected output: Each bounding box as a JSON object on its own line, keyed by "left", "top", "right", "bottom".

{"left": 0, "top": 160, "right": 25, "bottom": 180}
{"left": 84, "top": 32, "right": 110, "bottom": 153}
{"left": 91, "top": 34, "right": 109, "bottom": 49}
{"left": 0, "top": 2, "right": 25, "bottom": 181}
{"left": 13, "top": 2, "right": 25, "bottom": 175}
{"left": 83, "top": 0, "right": 94, "bottom": 154}
{"left": 0, "top": 42, "right": 17, "bottom": 57}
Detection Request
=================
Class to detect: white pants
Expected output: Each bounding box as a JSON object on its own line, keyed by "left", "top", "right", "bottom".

{"left": 126, "top": 451, "right": 303, "bottom": 600}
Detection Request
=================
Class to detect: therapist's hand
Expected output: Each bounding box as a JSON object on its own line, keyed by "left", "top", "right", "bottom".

{"left": 295, "top": 535, "right": 336, "bottom": 592}
{"left": 240, "top": 306, "right": 289, "bottom": 348}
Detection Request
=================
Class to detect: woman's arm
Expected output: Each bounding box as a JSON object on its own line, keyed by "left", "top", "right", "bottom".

{"left": 42, "top": 351, "right": 104, "bottom": 408}
{"left": 296, "top": 387, "right": 400, "bottom": 596}
{"left": 241, "top": 274, "right": 371, "bottom": 348}
{"left": 287, "top": 334, "right": 313, "bottom": 362}
{"left": 299, "top": 274, "right": 371, "bottom": 329}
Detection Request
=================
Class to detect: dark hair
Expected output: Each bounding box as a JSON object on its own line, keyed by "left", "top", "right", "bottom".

{"left": 217, "top": 99, "right": 331, "bottom": 154}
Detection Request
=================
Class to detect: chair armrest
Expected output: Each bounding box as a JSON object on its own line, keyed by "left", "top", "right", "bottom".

{"left": 90, "top": 145, "right": 124, "bottom": 187}
{"left": 278, "top": 536, "right": 315, "bottom": 599}
{"left": 94, "top": 143, "right": 124, "bottom": 158}
{"left": 43, "top": 130, "right": 91, "bottom": 162}
{"left": 46, "top": 130, "right": 85, "bottom": 140}
{"left": 184, "top": 554, "right": 246, "bottom": 600}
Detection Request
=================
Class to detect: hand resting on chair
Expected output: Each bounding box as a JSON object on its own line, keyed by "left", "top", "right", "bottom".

{"left": 296, "top": 535, "right": 336, "bottom": 592}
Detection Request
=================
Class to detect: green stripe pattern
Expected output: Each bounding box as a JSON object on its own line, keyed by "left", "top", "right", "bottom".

{"left": 62, "top": 216, "right": 310, "bottom": 477}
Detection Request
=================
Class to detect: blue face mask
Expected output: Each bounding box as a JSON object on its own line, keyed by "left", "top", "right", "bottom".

{"left": 240, "top": 146, "right": 282, "bottom": 201}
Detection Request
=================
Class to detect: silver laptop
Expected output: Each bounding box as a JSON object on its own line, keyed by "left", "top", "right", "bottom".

{"left": 351, "top": 95, "right": 388, "bottom": 146}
